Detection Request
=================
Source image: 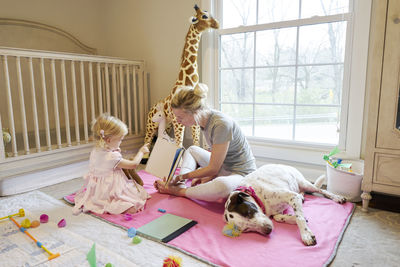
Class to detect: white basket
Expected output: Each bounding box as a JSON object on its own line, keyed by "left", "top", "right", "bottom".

{"left": 326, "top": 159, "right": 364, "bottom": 202}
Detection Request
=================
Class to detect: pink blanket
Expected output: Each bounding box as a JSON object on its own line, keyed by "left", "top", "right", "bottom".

{"left": 64, "top": 170, "right": 354, "bottom": 267}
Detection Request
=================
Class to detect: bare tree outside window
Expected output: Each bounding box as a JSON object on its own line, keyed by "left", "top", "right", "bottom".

{"left": 219, "top": 0, "right": 349, "bottom": 144}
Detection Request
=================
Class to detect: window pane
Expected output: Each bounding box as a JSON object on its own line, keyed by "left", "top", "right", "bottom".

{"left": 254, "top": 105, "right": 293, "bottom": 140}
{"left": 256, "top": 67, "right": 295, "bottom": 104}
{"left": 256, "top": 28, "right": 297, "bottom": 66}
{"left": 298, "top": 22, "right": 346, "bottom": 65}
{"left": 301, "top": 0, "right": 349, "bottom": 18}
{"left": 221, "top": 69, "right": 253, "bottom": 102}
{"left": 295, "top": 106, "right": 340, "bottom": 144}
{"left": 258, "top": 0, "right": 299, "bottom": 24}
{"left": 221, "top": 104, "right": 253, "bottom": 136}
{"left": 221, "top": 33, "right": 254, "bottom": 68}
{"left": 222, "top": 0, "right": 257, "bottom": 28}
{"left": 297, "top": 65, "right": 343, "bottom": 105}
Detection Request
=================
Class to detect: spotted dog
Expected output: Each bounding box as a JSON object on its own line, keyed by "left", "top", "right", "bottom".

{"left": 223, "top": 164, "right": 346, "bottom": 246}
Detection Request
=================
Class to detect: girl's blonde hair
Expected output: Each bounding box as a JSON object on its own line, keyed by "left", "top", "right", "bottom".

{"left": 92, "top": 113, "right": 128, "bottom": 147}
{"left": 171, "top": 83, "right": 208, "bottom": 113}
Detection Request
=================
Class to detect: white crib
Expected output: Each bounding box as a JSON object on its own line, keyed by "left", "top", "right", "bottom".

{"left": 0, "top": 19, "right": 149, "bottom": 195}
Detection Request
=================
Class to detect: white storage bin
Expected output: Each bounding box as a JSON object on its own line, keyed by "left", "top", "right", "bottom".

{"left": 326, "top": 159, "right": 364, "bottom": 202}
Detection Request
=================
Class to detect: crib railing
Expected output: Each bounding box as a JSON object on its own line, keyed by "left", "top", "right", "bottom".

{"left": 0, "top": 47, "right": 148, "bottom": 178}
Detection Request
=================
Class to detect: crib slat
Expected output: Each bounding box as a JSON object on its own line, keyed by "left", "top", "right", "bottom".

{"left": 88, "top": 62, "right": 95, "bottom": 123}
{"left": 126, "top": 65, "right": 132, "bottom": 134}
{"left": 105, "top": 63, "right": 111, "bottom": 114}
{"left": 28, "top": 57, "right": 41, "bottom": 152}
{"left": 16, "top": 56, "right": 30, "bottom": 154}
{"left": 80, "top": 61, "right": 89, "bottom": 142}
{"left": 0, "top": 117, "right": 5, "bottom": 160}
{"left": 40, "top": 58, "right": 52, "bottom": 150}
{"left": 97, "top": 62, "right": 103, "bottom": 115}
{"left": 2, "top": 55, "right": 18, "bottom": 156}
{"left": 132, "top": 67, "right": 139, "bottom": 135}
{"left": 60, "top": 60, "right": 71, "bottom": 146}
{"left": 119, "top": 64, "right": 126, "bottom": 123}
{"left": 51, "top": 59, "right": 62, "bottom": 148}
{"left": 112, "top": 64, "right": 117, "bottom": 117}
{"left": 138, "top": 67, "right": 144, "bottom": 133}
{"left": 71, "top": 61, "right": 80, "bottom": 144}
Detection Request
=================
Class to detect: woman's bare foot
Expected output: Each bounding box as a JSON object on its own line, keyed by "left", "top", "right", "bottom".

{"left": 153, "top": 180, "right": 187, "bottom": 197}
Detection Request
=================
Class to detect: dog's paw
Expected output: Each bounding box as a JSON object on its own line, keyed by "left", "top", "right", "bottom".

{"left": 334, "top": 195, "right": 347, "bottom": 204}
{"left": 301, "top": 231, "right": 317, "bottom": 246}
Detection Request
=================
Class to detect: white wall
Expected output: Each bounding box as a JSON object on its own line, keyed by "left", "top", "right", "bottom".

{"left": 100, "top": 0, "right": 197, "bottom": 106}
{"left": 0, "top": 0, "right": 105, "bottom": 52}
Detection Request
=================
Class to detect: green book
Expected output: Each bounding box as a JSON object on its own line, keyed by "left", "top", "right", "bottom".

{"left": 137, "top": 213, "right": 197, "bottom": 243}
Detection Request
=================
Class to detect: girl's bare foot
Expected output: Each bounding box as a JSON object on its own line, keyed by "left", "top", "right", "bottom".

{"left": 124, "top": 206, "right": 138, "bottom": 214}
{"left": 154, "top": 180, "right": 187, "bottom": 197}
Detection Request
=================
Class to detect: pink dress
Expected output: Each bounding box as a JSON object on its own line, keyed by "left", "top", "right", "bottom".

{"left": 72, "top": 147, "right": 150, "bottom": 215}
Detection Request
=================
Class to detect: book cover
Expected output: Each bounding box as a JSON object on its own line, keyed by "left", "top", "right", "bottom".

{"left": 137, "top": 213, "right": 198, "bottom": 243}
{"left": 145, "top": 137, "right": 183, "bottom": 182}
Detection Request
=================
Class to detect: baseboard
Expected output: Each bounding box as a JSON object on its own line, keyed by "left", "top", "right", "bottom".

{"left": 0, "top": 160, "right": 88, "bottom": 196}
{"left": 255, "top": 157, "right": 326, "bottom": 183}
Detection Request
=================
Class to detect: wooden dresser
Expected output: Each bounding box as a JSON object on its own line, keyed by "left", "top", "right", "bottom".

{"left": 362, "top": 0, "right": 400, "bottom": 211}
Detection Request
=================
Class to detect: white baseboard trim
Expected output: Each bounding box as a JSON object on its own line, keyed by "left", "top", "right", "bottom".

{"left": 0, "top": 160, "right": 88, "bottom": 196}
{"left": 255, "top": 157, "right": 326, "bottom": 183}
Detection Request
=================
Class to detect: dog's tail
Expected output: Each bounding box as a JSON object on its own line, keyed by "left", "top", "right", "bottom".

{"left": 313, "top": 174, "right": 326, "bottom": 189}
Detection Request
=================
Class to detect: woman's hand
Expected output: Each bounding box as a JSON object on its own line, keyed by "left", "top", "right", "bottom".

{"left": 191, "top": 176, "right": 214, "bottom": 187}
{"left": 170, "top": 174, "right": 185, "bottom": 185}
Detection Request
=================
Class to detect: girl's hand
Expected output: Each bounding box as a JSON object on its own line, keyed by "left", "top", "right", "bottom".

{"left": 139, "top": 143, "right": 150, "bottom": 154}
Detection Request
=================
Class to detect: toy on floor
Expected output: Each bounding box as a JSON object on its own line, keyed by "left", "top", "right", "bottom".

{"left": 40, "top": 214, "right": 49, "bottom": 223}
{"left": 163, "top": 255, "right": 182, "bottom": 267}
{"left": 127, "top": 227, "right": 137, "bottom": 238}
{"left": 222, "top": 222, "right": 242, "bottom": 237}
{"left": 8, "top": 215, "right": 60, "bottom": 260}
{"left": 87, "top": 243, "right": 96, "bottom": 267}
{"left": 132, "top": 236, "right": 141, "bottom": 244}
{"left": 57, "top": 219, "right": 66, "bottom": 228}
{"left": 124, "top": 214, "right": 133, "bottom": 221}
{"left": 0, "top": 208, "right": 25, "bottom": 220}
{"left": 21, "top": 218, "right": 31, "bottom": 228}
{"left": 31, "top": 220, "right": 40, "bottom": 228}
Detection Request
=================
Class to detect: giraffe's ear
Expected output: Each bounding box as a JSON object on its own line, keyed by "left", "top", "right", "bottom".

{"left": 190, "top": 16, "right": 199, "bottom": 24}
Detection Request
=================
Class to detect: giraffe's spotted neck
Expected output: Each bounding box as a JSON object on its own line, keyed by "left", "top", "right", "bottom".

{"left": 173, "top": 25, "right": 202, "bottom": 94}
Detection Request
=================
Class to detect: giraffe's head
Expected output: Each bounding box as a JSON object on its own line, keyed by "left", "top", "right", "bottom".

{"left": 190, "top": 4, "right": 219, "bottom": 32}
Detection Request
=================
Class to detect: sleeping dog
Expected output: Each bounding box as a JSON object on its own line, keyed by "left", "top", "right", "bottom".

{"left": 223, "top": 164, "right": 346, "bottom": 246}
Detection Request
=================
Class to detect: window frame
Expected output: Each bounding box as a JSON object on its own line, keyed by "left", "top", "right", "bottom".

{"left": 201, "top": 0, "right": 371, "bottom": 165}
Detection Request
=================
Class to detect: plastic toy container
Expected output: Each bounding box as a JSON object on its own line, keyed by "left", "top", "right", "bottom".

{"left": 326, "top": 159, "right": 364, "bottom": 202}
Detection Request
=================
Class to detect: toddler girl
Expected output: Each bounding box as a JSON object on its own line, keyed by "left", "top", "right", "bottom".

{"left": 73, "top": 114, "right": 150, "bottom": 215}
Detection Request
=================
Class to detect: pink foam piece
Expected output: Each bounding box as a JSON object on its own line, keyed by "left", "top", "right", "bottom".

{"left": 39, "top": 214, "right": 49, "bottom": 223}
{"left": 64, "top": 170, "right": 354, "bottom": 267}
{"left": 57, "top": 218, "right": 66, "bottom": 228}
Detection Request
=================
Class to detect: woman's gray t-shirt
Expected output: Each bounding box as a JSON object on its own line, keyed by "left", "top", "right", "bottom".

{"left": 202, "top": 110, "right": 256, "bottom": 176}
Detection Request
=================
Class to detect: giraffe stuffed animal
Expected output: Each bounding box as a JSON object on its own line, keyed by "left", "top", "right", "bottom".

{"left": 144, "top": 5, "right": 219, "bottom": 148}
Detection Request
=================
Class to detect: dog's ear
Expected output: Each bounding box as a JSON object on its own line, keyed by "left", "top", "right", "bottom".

{"left": 236, "top": 192, "right": 248, "bottom": 204}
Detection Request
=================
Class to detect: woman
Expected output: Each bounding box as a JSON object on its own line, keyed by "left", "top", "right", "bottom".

{"left": 154, "top": 83, "right": 256, "bottom": 202}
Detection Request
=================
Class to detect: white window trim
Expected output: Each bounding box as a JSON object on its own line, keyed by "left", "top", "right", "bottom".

{"left": 201, "top": 0, "right": 371, "bottom": 166}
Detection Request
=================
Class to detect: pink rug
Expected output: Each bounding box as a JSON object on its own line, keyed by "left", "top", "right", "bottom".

{"left": 64, "top": 170, "right": 355, "bottom": 267}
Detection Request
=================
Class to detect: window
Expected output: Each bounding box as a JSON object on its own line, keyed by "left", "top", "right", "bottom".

{"left": 201, "top": 0, "right": 370, "bottom": 164}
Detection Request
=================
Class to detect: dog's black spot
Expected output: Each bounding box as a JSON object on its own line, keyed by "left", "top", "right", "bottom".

{"left": 229, "top": 214, "right": 234, "bottom": 219}
{"left": 225, "top": 214, "right": 228, "bottom": 221}
{"left": 294, "top": 208, "right": 297, "bottom": 212}
{"left": 227, "top": 192, "right": 258, "bottom": 219}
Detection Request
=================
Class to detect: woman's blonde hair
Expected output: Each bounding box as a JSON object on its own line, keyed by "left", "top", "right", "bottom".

{"left": 171, "top": 83, "right": 208, "bottom": 113}
{"left": 91, "top": 113, "right": 128, "bottom": 147}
